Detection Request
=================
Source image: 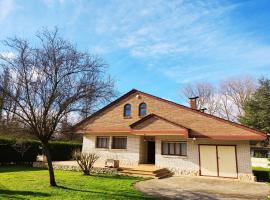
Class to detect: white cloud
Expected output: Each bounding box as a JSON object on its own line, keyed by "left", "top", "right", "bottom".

{"left": 0, "top": 0, "right": 16, "bottom": 22}
{"left": 90, "top": 0, "right": 270, "bottom": 84}
{"left": 0, "top": 51, "right": 16, "bottom": 59}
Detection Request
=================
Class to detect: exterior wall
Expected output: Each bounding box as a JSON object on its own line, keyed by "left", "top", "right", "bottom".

{"left": 155, "top": 136, "right": 199, "bottom": 176}
{"left": 83, "top": 135, "right": 254, "bottom": 181}
{"left": 82, "top": 134, "right": 140, "bottom": 167}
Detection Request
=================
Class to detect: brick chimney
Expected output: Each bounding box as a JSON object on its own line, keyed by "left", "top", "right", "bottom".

{"left": 200, "top": 108, "right": 207, "bottom": 113}
{"left": 189, "top": 96, "right": 199, "bottom": 110}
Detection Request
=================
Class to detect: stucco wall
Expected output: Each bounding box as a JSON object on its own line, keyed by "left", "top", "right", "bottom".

{"left": 82, "top": 134, "right": 140, "bottom": 166}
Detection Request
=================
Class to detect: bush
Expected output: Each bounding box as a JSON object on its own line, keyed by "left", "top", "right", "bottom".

{"left": 0, "top": 138, "right": 82, "bottom": 164}
{"left": 0, "top": 138, "right": 41, "bottom": 165}
{"left": 49, "top": 141, "right": 82, "bottom": 161}
{"left": 73, "top": 150, "right": 99, "bottom": 175}
{"left": 253, "top": 168, "right": 270, "bottom": 182}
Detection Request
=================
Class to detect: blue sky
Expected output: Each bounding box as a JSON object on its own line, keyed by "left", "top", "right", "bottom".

{"left": 0, "top": 0, "right": 270, "bottom": 105}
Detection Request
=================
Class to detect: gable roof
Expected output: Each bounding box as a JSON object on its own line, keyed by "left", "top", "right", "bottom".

{"left": 130, "top": 113, "right": 189, "bottom": 130}
{"left": 73, "top": 89, "right": 267, "bottom": 140}
{"left": 129, "top": 114, "right": 189, "bottom": 137}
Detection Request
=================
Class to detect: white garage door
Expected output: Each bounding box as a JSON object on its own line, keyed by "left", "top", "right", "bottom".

{"left": 200, "top": 145, "right": 218, "bottom": 176}
{"left": 199, "top": 145, "right": 237, "bottom": 178}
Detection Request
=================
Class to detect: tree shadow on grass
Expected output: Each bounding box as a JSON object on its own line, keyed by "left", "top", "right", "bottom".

{"left": 0, "top": 189, "right": 50, "bottom": 199}
{"left": 0, "top": 166, "right": 46, "bottom": 173}
{"left": 56, "top": 185, "right": 155, "bottom": 200}
{"left": 85, "top": 173, "right": 145, "bottom": 181}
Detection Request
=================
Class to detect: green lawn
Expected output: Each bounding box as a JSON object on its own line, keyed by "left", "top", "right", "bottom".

{"left": 0, "top": 166, "right": 155, "bottom": 200}
{"left": 252, "top": 166, "right": 270, "bottom": 172}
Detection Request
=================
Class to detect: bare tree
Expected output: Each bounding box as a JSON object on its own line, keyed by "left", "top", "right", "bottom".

{"left": 217, "top": 94, "right": 235, "bottom": 121}
{"left": 182, "top": 82, "right": 219, "bottom": 115}
{"left": 0, "top": 28, "right": 115, "bottom": 186}
{"left": 219, "top": 76, "right": 256, "bottom": 118}
{"left": 181, "top": 76, "right": 256, "bottom": 122}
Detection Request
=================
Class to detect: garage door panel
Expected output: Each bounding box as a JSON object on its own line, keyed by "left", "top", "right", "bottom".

{"left": 200, "top": 145, "right": 218, "bottom": 176}
{"left": 217, "top": 146, "right": 237, "bottom": 178}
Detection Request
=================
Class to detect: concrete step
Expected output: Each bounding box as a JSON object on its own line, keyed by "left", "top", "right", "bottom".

{"left": 119, "top": 167, "right": 172, "bottom": 179}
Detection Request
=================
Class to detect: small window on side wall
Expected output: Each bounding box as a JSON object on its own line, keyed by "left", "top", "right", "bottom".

{"left": 139, "top": 103, "right": 147, "bottom": 117}
{"left": 96, "top": 136, "right": 109, "bottom": 148}
{"left": 123, "top": 104, "right": 131, "bottom": 117}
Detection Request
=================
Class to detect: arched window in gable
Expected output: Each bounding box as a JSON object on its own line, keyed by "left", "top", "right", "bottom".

{"left": 139, "top": 103, "right": 147, "bottom": 117}
{"left": 123, "top": 104, "right": 131, "bottom": 117}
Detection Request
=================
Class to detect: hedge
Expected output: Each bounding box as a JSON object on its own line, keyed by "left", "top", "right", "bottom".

{"left": 0, "top": 138, "right": 41, "bottom": 164}
{"left": 253, "top": 169, "right": 270, "bottom": 182}
{"left": 48, "top": 141, "right": 82, "bottom": 161}
{"left": 0, "top": 138, "right": 82, "bottom": 164}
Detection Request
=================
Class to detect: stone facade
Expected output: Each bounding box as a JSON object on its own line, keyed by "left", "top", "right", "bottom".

{"left": 33, "top": 161, "right": 117, "bottom": 174}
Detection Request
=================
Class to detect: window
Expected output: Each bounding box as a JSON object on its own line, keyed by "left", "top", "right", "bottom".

{"left": 161, "top": 141, "right": 187, "bottom": 156}
{"left": 96, "top": 136, "right": 109, "bottom": 148}
{"left": 139, "top": 103, "right": 147, "bottom": 116}
{"left": 123, "top": 104, "right": 131, "bottom": 117}
{"left": 112, "top": 136, "right": 127, "bottom": 149}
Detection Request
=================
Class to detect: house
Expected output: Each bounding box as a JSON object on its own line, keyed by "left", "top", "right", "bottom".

{"left": 74, "top": 89, "right": 266, "bottom": 181}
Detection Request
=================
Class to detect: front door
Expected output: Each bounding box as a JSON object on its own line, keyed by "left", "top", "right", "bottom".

{"left": 147, "top": 141, "right": 155, "bottom": 164}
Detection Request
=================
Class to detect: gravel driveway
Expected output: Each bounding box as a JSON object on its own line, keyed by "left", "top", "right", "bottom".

{"left": 135, "top": 176, "right": 269, "bottom": 200}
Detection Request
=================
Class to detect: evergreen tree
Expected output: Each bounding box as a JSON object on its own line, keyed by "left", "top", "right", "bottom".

{"left": 239, "top": 78, "right": 270, "bottom": 141}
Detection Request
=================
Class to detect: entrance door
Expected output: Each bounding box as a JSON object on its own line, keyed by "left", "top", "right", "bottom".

{"left": 199, "top": 145, "right": 237, "bottom": 178}
{"left": 147, "top": 141, "right": 155, "bottom": 164}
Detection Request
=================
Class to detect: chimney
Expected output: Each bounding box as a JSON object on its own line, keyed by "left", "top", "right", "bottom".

{"left": 200, "top": 108, "right": 207, "bottom": 113}
{"left": 189, "top": 96, "right": 199, "bottom": 110}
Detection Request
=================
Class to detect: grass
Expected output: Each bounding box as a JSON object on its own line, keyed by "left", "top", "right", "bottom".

{"left": 0, "top": 166, "right": 155, "bottom": 200}
{"left": 252, "top": 166, "right": 270, "bottom": 172}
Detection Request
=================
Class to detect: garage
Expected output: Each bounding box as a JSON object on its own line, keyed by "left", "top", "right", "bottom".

{"left": 199, "top": 145, "right": 238, "bottom": 178}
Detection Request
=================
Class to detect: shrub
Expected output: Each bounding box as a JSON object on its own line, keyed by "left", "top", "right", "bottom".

{"left": 252, "top": 167, "right": 270, "bottom": 182}
{"left": 73, "top": 150, "right": 99, "bottom": 175}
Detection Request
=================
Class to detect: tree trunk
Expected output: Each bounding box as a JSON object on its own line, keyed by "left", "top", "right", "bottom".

{"left": 42, "top": 142, "right": 57, "bottom": 186}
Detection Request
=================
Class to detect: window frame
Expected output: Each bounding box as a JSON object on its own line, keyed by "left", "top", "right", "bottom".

{"left": 123, "top": 103, "right": 132, "bottom": 118}
{"left": 161, "top": 141, "right": 187, "bottom": 156}
{"left": 96, "top": 136, "right": 110, "bottom": 149}
{"left": 138, "top": 103, "right": 147, "bottom": 117}
{"left": 111, "top": 136, "right": 127, "bottom": 149}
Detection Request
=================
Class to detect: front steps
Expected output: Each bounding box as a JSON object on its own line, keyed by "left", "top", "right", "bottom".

{"left": 118, "top": 166, "right": 172, "bottom": 179}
